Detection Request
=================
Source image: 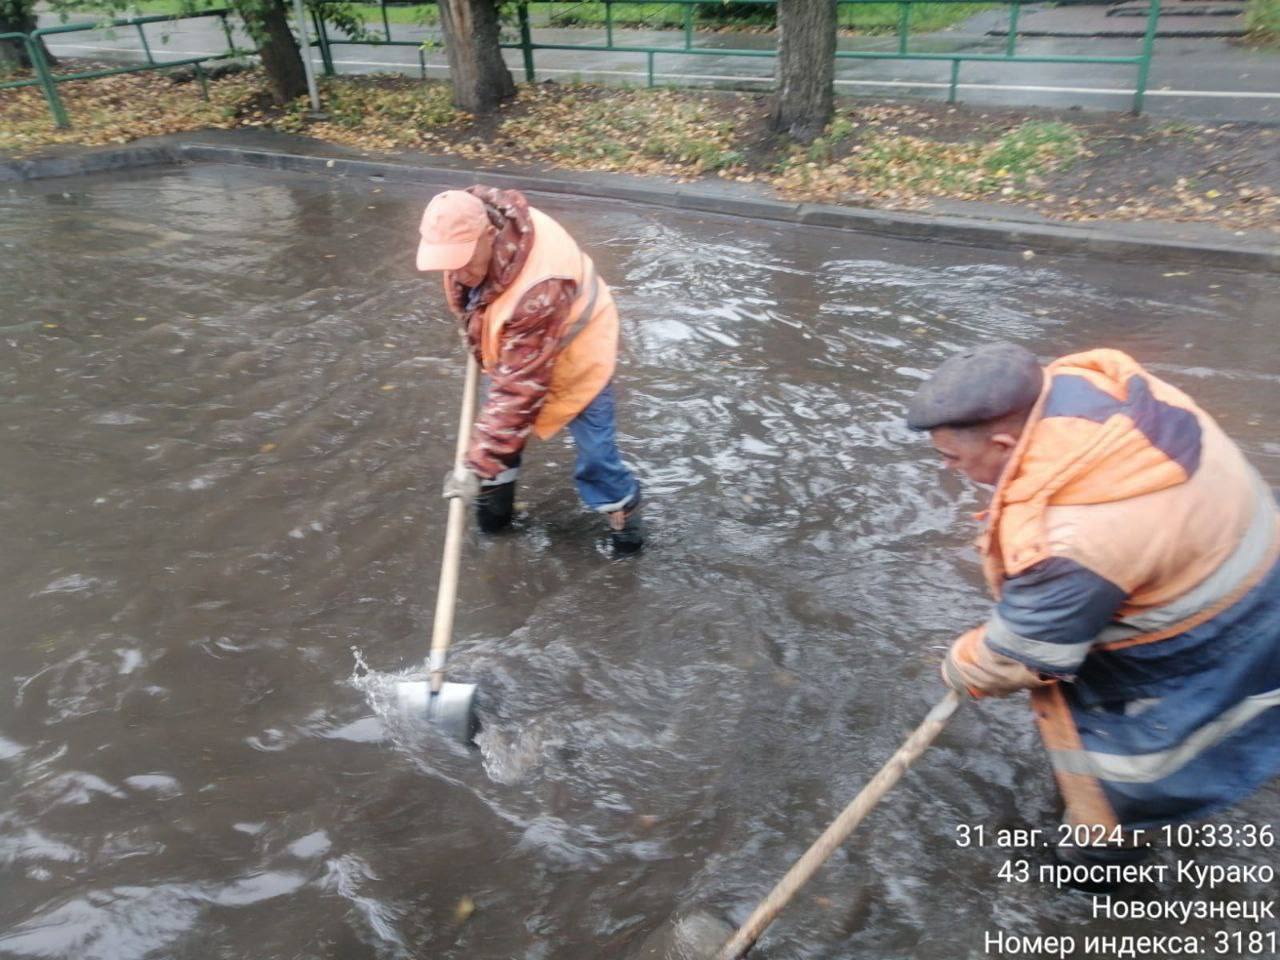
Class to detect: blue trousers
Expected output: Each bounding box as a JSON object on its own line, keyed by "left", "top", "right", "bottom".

{"left": 482, "top": 382, "right": 639, "bottom": 513}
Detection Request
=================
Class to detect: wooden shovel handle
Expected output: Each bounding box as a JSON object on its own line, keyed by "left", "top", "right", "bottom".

{"left": 717, "top": 691, "right": 962, "bottom": 960}
{"left": 429, "top": 353, "right": 480, "bottom": 690}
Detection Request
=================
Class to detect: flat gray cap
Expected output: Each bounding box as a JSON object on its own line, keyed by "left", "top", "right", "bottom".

{"left": 906, "top": 343, "right": 1043, "bottom": 431}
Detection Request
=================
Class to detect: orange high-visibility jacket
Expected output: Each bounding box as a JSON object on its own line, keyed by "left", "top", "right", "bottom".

{"left": 479, "top": 207, "right": 619, "bottom": 440}
{"left": 947, "top": 349, "right": 1280, "bottom": 830}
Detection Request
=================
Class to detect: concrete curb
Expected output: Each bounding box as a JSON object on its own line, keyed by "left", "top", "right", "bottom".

{"left": 5, "top": 140, "right": 1277, "bottom": 272}
{"left": 0, "top": 144, "right": 179, "bottom": 182}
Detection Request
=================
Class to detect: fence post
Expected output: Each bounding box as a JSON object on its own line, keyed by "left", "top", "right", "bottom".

{"left": 380, "top": 0, "right": 391, "bottom": 42}
{"left": 683, "top": 1, "right": 693, "bottom": 49}
{"left": 1132, "top": 0, "right": 1160, "bottom": 114}
{"left": 605, "top": 0, "right": 613, "bottom": 46}
{"left": 135, "top": 22, "right": 155, "bottom": 65}
{"left": 218, "top": 12, "right": 235, "bottom": 50}
{"left": 897, "top": 2, "right": 910, "bottom": 55}
{"left": 311, "top": 9, "right": 336, "bottom": 76}
{"left": 518, "top": 2, "right": 535, "bottom": 81}
{"left": 28, "top": 32, "right": 70, "bottom": 129}
{"left": 1005, "top": 1, "right": 1020, "bottom": 57}
{"left": 948, "top": 58, "right": 959, "bottom": 103}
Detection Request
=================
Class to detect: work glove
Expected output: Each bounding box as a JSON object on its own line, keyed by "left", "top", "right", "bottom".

{"left": 943, "top": 625, "right": 1053, "bottom": 699}
{"left": 442, "top": 466, "right": 482, "bottom": 503}
{"left": 941, "top": 652, "right": 982, "bottom": 700}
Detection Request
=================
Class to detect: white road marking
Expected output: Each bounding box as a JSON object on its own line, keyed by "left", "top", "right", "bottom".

{"left": 43, "top": 41, "right": 1280, "bottom": 100}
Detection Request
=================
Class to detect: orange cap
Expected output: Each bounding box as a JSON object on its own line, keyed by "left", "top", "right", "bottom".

{"left": 415, "top": 190, "right": 490, "bottom": 271}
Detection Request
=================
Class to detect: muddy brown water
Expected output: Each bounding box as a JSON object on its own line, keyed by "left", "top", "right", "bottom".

{"left": 2, "top": 165, "right": 1278, "bottom": 960}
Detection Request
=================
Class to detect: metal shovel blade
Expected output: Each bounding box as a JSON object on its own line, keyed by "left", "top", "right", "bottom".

{"left": 394, "top": 679, "right": 479, "bottom": 744}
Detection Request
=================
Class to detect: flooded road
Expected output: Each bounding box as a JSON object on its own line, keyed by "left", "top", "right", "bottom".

{"left": 1, "top": 165, "right": 1278, "bottom": 960}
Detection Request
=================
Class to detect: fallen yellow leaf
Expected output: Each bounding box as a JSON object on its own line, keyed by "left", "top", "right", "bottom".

{"left": 454, "top": 895, "right": 476, "bottom": 923}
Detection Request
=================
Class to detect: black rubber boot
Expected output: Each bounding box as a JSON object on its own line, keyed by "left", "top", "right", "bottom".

{"left": 607, "top": 490, "right": 643, "bottom": 555}
{"left": 475, "top": 481, "right": 516, "bottom": 534}
{"left": 1052, "top": 835, "right": 1151, "bottom": 894}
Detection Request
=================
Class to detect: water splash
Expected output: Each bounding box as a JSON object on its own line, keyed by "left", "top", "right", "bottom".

{"left": 476, "top": 717, "right": 550, "bottom": 785}
{"left": 349, "top": 647, "right": 548, "bottom": 785}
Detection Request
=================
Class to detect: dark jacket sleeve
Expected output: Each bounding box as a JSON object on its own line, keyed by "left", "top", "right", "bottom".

{"left": 944, "top": 556, "right": 1128, "bottom": 697}
{"left": 990, "top": 556, "right": 1128, "bottom": 671}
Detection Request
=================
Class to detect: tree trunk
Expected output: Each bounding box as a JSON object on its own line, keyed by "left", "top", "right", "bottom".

{"left": 436, "top": 0, "right": 515, "bottom": 114}
{"left": 233, "top": 0, "right": 307, "bottom": 104}
{"left": 0, "top": 3, "right": 57, "bottom": 71}
{"left": 771, "top": 0, "right": 836, "bottom": 143}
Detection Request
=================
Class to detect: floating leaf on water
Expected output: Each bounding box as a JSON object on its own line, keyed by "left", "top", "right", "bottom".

{"left": 454, "top": 895, "right": 476, "bottom": 923}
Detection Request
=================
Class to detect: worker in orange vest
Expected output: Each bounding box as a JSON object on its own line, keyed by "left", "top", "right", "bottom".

{"left": 908, "top": 343, "right": 1280, "bottom": 888}
{"left": 415, "top": 187, "right": 642, "bottom": 554}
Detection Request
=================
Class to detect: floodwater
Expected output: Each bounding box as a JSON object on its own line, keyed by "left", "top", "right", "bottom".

{"left": 1, "top": 165, "right": 1277, "bottom": 960}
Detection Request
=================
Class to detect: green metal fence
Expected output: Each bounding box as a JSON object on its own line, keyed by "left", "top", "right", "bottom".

{"left": 310, "top": 0, "right": 1163, "bottom": 114}
{"left": 0, "top": 9, "right": 242, "bottom": 129}
{"left": 2, "top": 0, "right": 1164, "bottom": 130}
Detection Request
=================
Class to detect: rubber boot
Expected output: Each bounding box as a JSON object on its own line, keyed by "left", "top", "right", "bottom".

{"left": 475, "top": 481, "right": 516, "bottom": 534}
{"left": 607, "top": 491, "right": 643, "bottom": 555}
{"left": 1052, "top": 834, "right": 1151, "bottom": 894}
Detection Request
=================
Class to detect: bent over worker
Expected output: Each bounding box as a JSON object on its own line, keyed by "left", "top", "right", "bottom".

{"left": 415, "top": 187, "right": 642, "bottom": 554}
{"left": 907, "top": 343, "right": 1280, "bottom": 871}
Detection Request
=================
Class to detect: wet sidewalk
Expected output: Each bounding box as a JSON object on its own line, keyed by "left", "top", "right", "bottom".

{"left": 979, "top": 0, "right": 1247, "bottom": 37}
{"left": 32, "top": 6, "right": 1280, "bottom": 123}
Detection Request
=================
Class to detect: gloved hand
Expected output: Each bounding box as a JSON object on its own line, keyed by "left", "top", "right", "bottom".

{"left": 941, "top": 627, "right": 993, "bottom": 700}
{"left": 942, "top": 625, "right": 1051, "bottom": 699}
{"left": 442, "top": 466, "right": 482, "bottom": 502}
